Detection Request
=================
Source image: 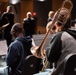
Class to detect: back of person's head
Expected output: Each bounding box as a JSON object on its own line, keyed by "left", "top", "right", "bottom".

{"left": 26, "top": 12, "right": 32, "bottom": 18}
{"left": 55, "top": 8, "right": 71, "bottom": 30}
{"left": 11, "top": 23, "right": 23, "bottom": 38}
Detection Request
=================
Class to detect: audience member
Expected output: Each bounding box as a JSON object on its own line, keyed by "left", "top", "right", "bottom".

{"left": 47, "top": 11, "right": 54, "bottom": 22}
{"left": 6, "top": 23, "right": 33, "bottom": 75}
{"left": 46, "top": 8, "right": 76, "bottom": 74}
{"left": 1, "top": 5, "right": 14, "bottom": 46}
{"left": 23, "top": 12, "right": 35, "bottom": 37}
{"left": 46, "top": 11, "right": 57, "bottom": 33}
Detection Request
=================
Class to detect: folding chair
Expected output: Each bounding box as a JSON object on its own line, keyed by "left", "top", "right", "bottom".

{"left": 22, "top": 55, "right": 42, "bottom": 75}
{"left": 52, "top": 53, "right": 76, "bottom": 75}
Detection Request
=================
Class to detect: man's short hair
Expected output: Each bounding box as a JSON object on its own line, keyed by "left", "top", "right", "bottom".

{"left": 11, "top": 23, "right": 23, "bottom": 34}
{"left": 26, "top": 12, "right": 32, "bottom": 18}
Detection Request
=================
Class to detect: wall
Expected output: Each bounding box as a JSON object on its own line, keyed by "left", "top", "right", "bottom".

{"left": 33, "top": 0, "right": 52, "bottom": 33}
{"left": 0, "top": 0, "right": 8, "bottom": 2}
{"left": 20, "top": 0, "right": 34, "bottom": 23}
{"left": 0, "top": 2, "right": 8, "bottom": 17}
{"left": 52, "top": 0, "right": 76, "bottom": 20}
{"left": 52, "top": 0, "right": 64, "bottom": 11}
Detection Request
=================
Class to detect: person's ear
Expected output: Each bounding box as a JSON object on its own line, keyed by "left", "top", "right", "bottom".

{"left": 10, "top": 30, "right": 15, "bottom": 35}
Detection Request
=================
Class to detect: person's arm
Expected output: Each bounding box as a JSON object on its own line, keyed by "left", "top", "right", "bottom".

{"left": 46, "top": 21, "right": 52, "bottom": 33}
{"left": 22, "top": 19, "right": 27, "bottom": 31}
{"left": 1, "top": 12, "right": 7, "bottom": 25}
{"left": 6, "top": 46, "right": 18, "bottom": 69}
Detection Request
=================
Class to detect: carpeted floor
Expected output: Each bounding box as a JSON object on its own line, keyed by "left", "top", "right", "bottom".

{"left": 0, "top": 56, "right": 6, "bottom": 67}
{"left": 0, "top": 40, "right": 7, "bottom": 56}
{"left": 0, "top": 40, "right": 7, "bottom": 67}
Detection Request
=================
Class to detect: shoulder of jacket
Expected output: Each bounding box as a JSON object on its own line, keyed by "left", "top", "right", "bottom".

{"left": 31, "top": 18, "right": 34, "bottom": 20}
{"left": 55, "top": 31, "right": 63, "bottom": 36}
{"left": 3, "top": 12, "right": 7, "bottom": 14}
{"left": 23, "top": 18, "right": 28, "bottom": 21}
{"left": 11, "top": 12, "right": 14, "bottom": 14}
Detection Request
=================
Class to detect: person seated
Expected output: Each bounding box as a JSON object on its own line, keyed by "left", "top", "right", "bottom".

{"left": 34, "top": 8, "right": 76, "bottom": 75}
{"left": 6, "top": 23, "right": 33, "bottom": 75}
{"left": 46, "top": 8, "right": 76, "bottom": 74}
{"left": 47, "top": 11, "right": 54, "bottom": 22}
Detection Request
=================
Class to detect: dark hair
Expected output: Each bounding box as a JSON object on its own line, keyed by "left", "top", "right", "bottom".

{"left": 62, "top": 17, "right": 71, "bottom": 30}
{"left": 12, "top": 23, "right": 23, "bottom": 33}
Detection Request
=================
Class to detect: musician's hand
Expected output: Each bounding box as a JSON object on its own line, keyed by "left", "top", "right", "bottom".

{"left": 46, "top": 21, "right": 52, "bottom": 33}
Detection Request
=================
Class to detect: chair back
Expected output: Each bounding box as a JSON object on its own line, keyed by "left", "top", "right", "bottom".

{"left": 21, "top": 55, "right": 42, "bottom": 75}
{"left": 63, "top": 53, "right": 76, "bottom": 75}
{"left": 52, "top": 53, "right": 76, "bottom": 75}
